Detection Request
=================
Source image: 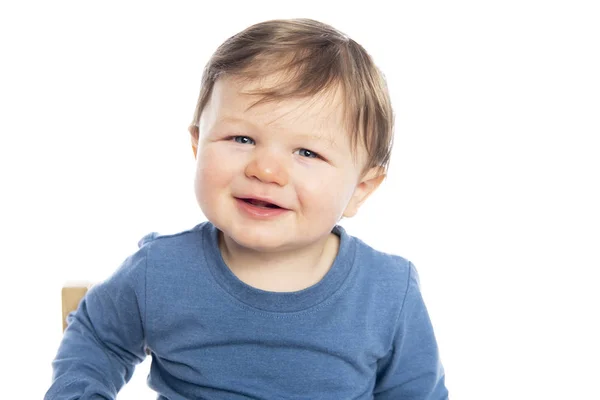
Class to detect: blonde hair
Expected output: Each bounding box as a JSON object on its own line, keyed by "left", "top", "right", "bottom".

{"left": 190, "top": 18, "right": 394, "bottom": 174}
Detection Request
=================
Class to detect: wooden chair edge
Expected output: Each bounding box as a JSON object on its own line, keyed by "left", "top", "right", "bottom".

{"left": 62, "top": 282, "right": 94, "bottom": 332}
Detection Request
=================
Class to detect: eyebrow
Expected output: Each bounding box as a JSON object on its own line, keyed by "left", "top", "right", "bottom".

{"left": 294, "top": 133, "right": 339, "bottom": 150}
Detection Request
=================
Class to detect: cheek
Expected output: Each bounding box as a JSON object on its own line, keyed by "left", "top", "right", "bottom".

{"left": 195, "top": 146, "right": 237, "bottom": 195}
{"left": 296, "top": 168, "right": 355, "bottom": 210}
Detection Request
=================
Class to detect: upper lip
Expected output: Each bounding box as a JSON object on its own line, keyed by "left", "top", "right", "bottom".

{"left": 236, "top": 195, "right": 288, "bottom": 210}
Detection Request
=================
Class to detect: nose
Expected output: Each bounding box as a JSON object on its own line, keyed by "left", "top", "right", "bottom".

{"left": 244, "top": 148, "right": 289, "bottom": 186}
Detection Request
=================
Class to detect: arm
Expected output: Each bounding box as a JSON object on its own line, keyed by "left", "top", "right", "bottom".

{"left": 374, "top": 263, "right": 448, "bottom": 400}
{"left": 45, "top": 245, "right": 149, "bottom": 400}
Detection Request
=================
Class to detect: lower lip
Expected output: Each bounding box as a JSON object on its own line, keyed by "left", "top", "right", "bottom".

{"left": 235, "top": 198, "right": 290, "bottom": 218}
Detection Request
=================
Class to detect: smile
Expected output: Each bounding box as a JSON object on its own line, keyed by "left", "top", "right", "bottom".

{"left": 235, "top": 198, "right": 290, "bottom": 218}
{"left": 240, "top": 198, "right": 281, "bottom": 209}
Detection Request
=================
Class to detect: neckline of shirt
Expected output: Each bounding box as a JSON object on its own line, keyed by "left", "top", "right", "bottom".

{"left": 201, "top": 221, "right": 356, "bottom": 313}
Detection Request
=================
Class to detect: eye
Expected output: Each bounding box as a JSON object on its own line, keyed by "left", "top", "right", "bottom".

{"left": 295, "top": 148, "right": 320, "bottom": 159}
{"left": 232, "top": 136, "right": 255, "bottom": 145}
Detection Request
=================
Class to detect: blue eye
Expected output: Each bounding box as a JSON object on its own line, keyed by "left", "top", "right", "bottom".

{"left": 232, "top": 136, "right": 255, "bottom": 145}
{"left": 296, "top": 149, "right": 320, "bottom": 159}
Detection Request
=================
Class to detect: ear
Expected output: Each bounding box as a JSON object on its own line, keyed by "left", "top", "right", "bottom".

{"left": 189, "top": 124, "right": 199, "bottom": 159}
{"left": 343, "top": 167, "right": 386, "bottom": 218}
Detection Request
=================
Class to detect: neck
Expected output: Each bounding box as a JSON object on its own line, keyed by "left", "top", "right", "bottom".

{"left": 218, "top": 231, "right": 340, "bottom": 292}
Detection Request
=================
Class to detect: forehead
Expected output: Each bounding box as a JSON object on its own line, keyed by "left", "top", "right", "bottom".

{"left": 204, "top": 76, "right": 350, "bottom": 144}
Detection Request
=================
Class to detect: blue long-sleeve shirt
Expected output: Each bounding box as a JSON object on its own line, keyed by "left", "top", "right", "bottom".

{"left": 46, "top": 221, "right": 448, "bottom": 399}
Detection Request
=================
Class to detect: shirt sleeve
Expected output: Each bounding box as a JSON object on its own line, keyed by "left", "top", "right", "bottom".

{"left": 44, "top": 243, "right": 150, "bottom": 400}
{"left": 373, "top": 262, "right": 449, "bottom": 400}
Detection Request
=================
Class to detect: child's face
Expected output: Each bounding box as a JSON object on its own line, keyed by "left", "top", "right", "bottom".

{"left": 192, "top": 76, "right": 381, "bottom": 253}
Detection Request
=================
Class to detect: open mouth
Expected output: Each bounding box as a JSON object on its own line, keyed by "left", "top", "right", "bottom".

{"left": 240, "top": 198, "right": 282, "bottom": 209}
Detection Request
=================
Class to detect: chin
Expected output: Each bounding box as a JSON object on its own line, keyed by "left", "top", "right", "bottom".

{"left": 226, "top": 225, "right": 292, "bottom": 252}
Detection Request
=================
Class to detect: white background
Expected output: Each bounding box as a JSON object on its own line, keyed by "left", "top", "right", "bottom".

{"left": 1, "top": 1, "right": 599, "bottom": 399}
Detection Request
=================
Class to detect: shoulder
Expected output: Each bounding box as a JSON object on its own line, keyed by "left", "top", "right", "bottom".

{"left": 342, "top": 228, "right": 426, "bottom": 318}
{"left": 338, "top": 227, "right": 419, "bottom": 309}
{"left": 131, "top": 221, "right": 215, "bottom": 280}
{"left": 89, "top": 222, "right": 213, "bottom": 301}
{"left": 338, "top": 229, "right": 423, "bottom": 345}
{"left": 123, "top": 222, "right": 212, "bottom": 278}
{"left": 137, "top": 221, "right": 209, "bottom": 248}
{"left": 134, "top": 221, "right": 211, "bottom": 263}
{"left": 350, "top": 232, "right": 416, "bottom": 289}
